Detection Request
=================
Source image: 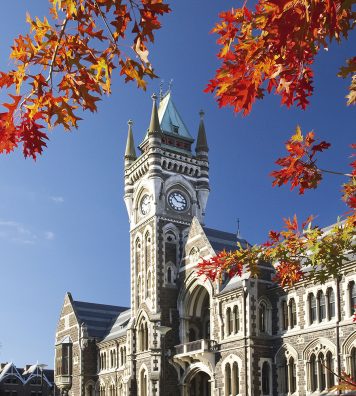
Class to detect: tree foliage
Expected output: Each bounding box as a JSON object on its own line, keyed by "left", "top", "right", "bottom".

{"left": 0, "top": 0, "right": 170, "bottom": 159}
{"left": 0, "top": 0, "right": 355, "bottom": 388}
{"left": 198, "top": 0, "right": 356, "bottom": 289}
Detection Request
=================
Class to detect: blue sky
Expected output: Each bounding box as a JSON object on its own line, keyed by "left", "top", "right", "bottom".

{"left": 0, "top": 1, "right": 355, "bottom": 368}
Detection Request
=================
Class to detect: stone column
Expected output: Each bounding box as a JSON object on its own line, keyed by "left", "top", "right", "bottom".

{"left": 306, "top": 361, "right": 310, "bottom": 392}
{"left": 316, "top": 359, "right": 322, "bottom": 392}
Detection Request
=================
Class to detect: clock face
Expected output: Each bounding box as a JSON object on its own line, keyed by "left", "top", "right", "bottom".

{"left": 140, "top": 194, "right": 151, "bottom": 215}
{"left": 168, "top": 191, "right": 187, "bottom": 212}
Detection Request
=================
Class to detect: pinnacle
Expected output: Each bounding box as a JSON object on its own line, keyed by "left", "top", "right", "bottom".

{"left": 148, "top": 93, "right": 162, "bottom": 136}
{"left": 125, "top": 119, "right": 137, "bottom": 160}
{"left": 196, "top": 110, "right": 209, "bottom": 153}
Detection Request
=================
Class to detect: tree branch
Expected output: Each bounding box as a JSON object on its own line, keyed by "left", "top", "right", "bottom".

{"left": 46, "top": 17, "right": 69, "bottom": 84}
{"left": 93, "top": 0, "right": 118, "bottom": 50}
{"left": 319, "top": 168, "right": 354, "bottom": 178}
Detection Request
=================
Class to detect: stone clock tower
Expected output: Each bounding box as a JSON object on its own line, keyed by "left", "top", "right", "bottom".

{"left": 123, "top": 91, "right": 209, "bottom": 394}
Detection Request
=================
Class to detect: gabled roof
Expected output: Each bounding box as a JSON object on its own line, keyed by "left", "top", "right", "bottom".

{"left": 203, "top": 227, "right": 248, "bottom": 252}
{"left": 22, "top": 364, "right": 53, "bottom": 386}
{"left": 72, "top": 300, "right": 128, "bottom": 339}
{"left": 158, "top": 92, "right": 193, "bottom": 141}
{"left": 0, "top": 362, "right": 23, "bottom": 383}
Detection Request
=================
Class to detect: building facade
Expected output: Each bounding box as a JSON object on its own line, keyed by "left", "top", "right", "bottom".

{"left": 0, "top": 362, "right": 55, "bottom": 395}
{"left": 54, "top": 91, "right": 356, "bottom": 395}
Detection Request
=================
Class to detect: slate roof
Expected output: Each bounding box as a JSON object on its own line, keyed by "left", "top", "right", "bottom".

{"left": 158, "top": 92, "right": 193, "bottom": 141}
{"left": 0, "top": 363, "right": 54, "bottom": 386}
{"left": 203, "top": 227, "right": 248, "bottom": 252}
{"left": 101, "top": 309, "right": 132, "bottom": 342}
{"left": 0, "top": 363, "right": 23, "bottom": 382}
{"left": 72, "top": 300, "right": 129, "bottom": 339}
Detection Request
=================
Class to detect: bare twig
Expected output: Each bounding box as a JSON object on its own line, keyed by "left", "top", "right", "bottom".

{"left": 46, "top": 17, "right": 69, "bottom": 84}
{"left": 93, "top": 0, "right": 118, "bottom": 50}
{"left": 319, "top": 168, "right": 353, "bottom": 178}
{"left": 320, "top": 359, "right": 356, "bottom": 388}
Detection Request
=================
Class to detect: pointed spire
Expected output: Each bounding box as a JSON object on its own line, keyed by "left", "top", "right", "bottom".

{"left": 125, "top": 119, "right": 137, "bottom": 160}
{"left": 148, "top": 93, "right": 162, "bottom": 136}
{"left": 196, "top": 110, "right": 209, "bottom": 153}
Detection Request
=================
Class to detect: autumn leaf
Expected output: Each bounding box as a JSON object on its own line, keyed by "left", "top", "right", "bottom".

{"left": 0, "top": 0, "right": 170, "bottom": 158}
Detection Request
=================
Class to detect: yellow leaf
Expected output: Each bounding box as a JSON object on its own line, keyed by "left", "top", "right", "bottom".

{"left": 291, "top": 125, "right": 303, "bottom": 142}
{"left": 90, "top": 58, "right": 111, "bottom": 93}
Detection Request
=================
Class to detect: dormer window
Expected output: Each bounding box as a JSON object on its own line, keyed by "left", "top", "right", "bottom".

{"left": 172, "top": 124, "right": 179, "bottom": 134}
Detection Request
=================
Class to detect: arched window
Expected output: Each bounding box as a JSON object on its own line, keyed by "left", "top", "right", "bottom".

{"left": 318, "top": 291, "right": 326, "bottom": 322}
{"left": 349, "top": 281, "right": 356, "bottom": 316}
{"left": 137, "top": 276, "right": 142, "bottom": 307}
{"left": 140, "top": 368, "right": 148, "bottom": 396}
{"left": 146, "top": 271, "right": 152, "bottom": 299}
{"left": 233, "top": 306, "right": 240, "bottom": 334}
{"left": 86, "top": 384, "right": 94, "bottom": 396}
{"left": 144, "top": 322, "right": 149, "bottom": 351}
{"left": 309, "top": 294, "right": 316, "bottom": 324}
{"left": 289, "top": 357, "right": 296, "bottom": 393}
{"left": 351, "top": 347, "right": 356, "bottom": 379}
{"left": 226, "top": 307, "right": 232, "bottom": 336}
{"left": 188, "top": 327, "right": 196, "bottom": 342}
{"left": 282, "top": 300, "right": 288, "bottom": 330}
{"left": 232, "top": 362, "right": 239, "bottom": 395}
{"left": 326, "top": 351, "right": 334, "bottom": 387}
{"left": 259, "top": 303, "right": 267, "bottom": 333}
{"left": 144, "top": 232, "right": 151, "bottom": 273}
{"left": 120, "top": 348, "right": 124, "bottom": 366}
{"left": 289, "top": 299, "right": 297, "bottom": 328}
{"left": 327, "top": 288, "right": 335, "bottom": 320}
{"left": 225, "top": 363, "right": 231, "bottom": 395}
{"left": 165, "top": 232, "right": 177, "bottom": 266}
{"left": 262, "top": 362, "right": 270, "bottom": 395}
{"left": 117, "top": 379, "right": 124, "bottom": 396}
{"left": 310, "top": 354, "right": 317, "bottom": 392}
{"left": 318, "top": 353, "right": 326, "bottom": 391}
{"left": 135, "top": 238, "right": 141, "bottom": 274}
{"left": 138, "top": 320, "right": 148, "bottom": 351}
{"left": 167, "top": 267, "right": 172, "bottom": 283}
{"left": 280, "top": 357, "right": 289, "bottom": 394}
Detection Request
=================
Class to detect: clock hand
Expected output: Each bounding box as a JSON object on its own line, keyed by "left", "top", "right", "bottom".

{"left": 175, "top": 195, "right": 184, "bottom": 204}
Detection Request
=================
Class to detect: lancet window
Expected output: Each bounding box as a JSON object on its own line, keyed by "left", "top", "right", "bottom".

{"left": 224, "top": 360, "right": 240, "bottom": 395}
{"left": 308, "top": 352, "right": 335, "bottom": 392}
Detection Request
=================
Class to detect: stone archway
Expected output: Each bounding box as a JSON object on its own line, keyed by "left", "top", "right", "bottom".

{"left": 182, "top": 364, "right": 212, "bottom": 396}
{"left": 188, "top": 371, "right": 211, "bottom": 396}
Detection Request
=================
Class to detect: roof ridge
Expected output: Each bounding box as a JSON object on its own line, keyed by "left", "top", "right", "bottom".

{"left": 73, "top": 300, "right": 128, "bottom": 310}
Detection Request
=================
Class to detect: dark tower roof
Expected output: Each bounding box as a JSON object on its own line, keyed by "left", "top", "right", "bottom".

{"left": 124, "top": 120, "right": 137, "bottom": 160}
{"left": 147, "top": 93, "right": 162, "bottom": 136}
{"left": 196, "top": 110, "right": 209, "bottom": 153}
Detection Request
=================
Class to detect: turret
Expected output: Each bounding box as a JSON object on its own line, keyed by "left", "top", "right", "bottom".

{"left": 124, "top": 119, "right": 137, "bottom": 168}
{"left": 195, "top": 110, "right": 210, "bottom": 223}
{"left": 124, "top": 120, "right": 136, "bottom": 221}
{"left": 147, "top": 93, "right": 162, "bottom": 138}
{"left": 196, "top": 110, "right": 209, "bottom": 159}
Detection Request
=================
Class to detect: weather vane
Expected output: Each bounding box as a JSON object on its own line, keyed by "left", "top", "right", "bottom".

{"left": 168, "top": 78, "right": 173, "bottom": 92}
{"left": 237, "top": 218, "right": 241, "bottom": 239}
{"left": 159, "top": 79, "right": 164, "bottom": 101}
